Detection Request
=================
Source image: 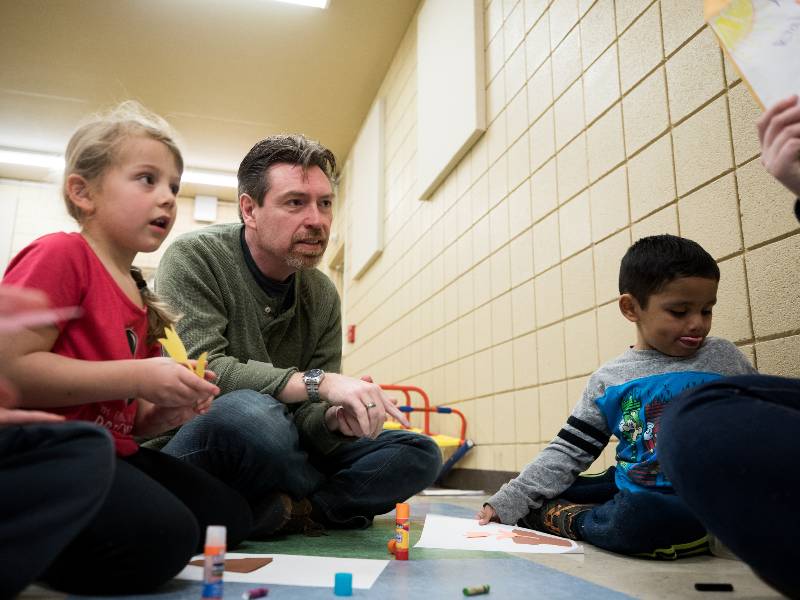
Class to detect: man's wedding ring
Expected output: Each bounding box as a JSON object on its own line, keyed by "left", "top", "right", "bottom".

{"left": 364, "top": 402, "right": 377, "bottom": 409}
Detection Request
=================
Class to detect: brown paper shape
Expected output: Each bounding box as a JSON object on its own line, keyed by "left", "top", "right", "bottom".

{"left": 511, "top": 528, "right": 574, "bottom": 548}
{"left": 189, "top": 557, "right": 273, "bottom": 573}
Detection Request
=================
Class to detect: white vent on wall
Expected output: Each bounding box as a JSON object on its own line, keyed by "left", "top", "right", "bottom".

{"left": 348, "top": 99, "right": 384, "bottom": 280}
{"left": 194, "top": 195, "right": 218, "bottom": 222}
{"left": 416, "top": 0, "right": 486, "bottom": 200}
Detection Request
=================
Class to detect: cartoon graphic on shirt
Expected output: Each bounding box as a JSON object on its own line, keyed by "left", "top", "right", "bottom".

{"left": 642, "top": 395, "right": 670, "bottom": 453}
{"left": 618, "top": 393, "right": 644, "bottom": 444}
{"left": 597, "top": 369, "right": 731, "bottom": 492}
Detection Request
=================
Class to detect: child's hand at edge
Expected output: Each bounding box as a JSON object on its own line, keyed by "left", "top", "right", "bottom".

{"left": 0, "top": 285, "right": 49, "bottom": 314}
{"left": 135, "top": 357, "right": 220, "bottom": 408}
{"left": 0, "top": 404, "right": 65, "bottom": 426}
{"left": 758, "top": 95, "right": 800, "bottom": 197}
{"left": 477, "top": 503, "right": 500, "bottom": 525}
{"left": 0, "top": 285, "right": 64, "bottom": 425}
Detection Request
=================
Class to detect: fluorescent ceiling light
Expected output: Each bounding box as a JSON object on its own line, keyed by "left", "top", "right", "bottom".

{"left": 0, "top": 148, "right": 64, "bottom": 170}
{"left": 182, "top": 169, "right": 238, "bottom": 189}
{"left": 270, "top": 0, "right": 329, "bottom": 8}
{"left": 0, "top": 148, "right": 237, "bottom": 189}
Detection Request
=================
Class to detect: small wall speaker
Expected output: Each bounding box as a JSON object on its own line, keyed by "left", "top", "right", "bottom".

{"left": 194, "top": 195, "right": 218, "bottom": 222}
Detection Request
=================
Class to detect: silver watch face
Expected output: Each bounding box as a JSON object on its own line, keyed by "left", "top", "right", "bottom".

{"left": 304, "top": 368, "right": 325, "bottom": 384}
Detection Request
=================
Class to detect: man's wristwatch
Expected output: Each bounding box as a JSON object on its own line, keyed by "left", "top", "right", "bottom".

{"left": 303, "top": 368, "right": 325, "bottom": 402}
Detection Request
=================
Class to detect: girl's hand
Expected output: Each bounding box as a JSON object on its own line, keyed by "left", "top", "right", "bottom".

{"left": 477, "top": 504, "right": 499, "bottom": 525}
{"left": 757, "top": 95, "right": 800, "bottom": 197}
{"left": 133, "top": 395, "right": 213, "bottom": 437}
{"left": 135, "top": 358, "right": 220, "bottom": 407}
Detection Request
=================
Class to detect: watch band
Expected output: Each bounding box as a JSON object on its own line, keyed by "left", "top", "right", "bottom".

{"left": 306, "top": 379, "right": 320, "bottom": 402}
{"left": 303, "top": 369, "right": 325, "bottom": 402}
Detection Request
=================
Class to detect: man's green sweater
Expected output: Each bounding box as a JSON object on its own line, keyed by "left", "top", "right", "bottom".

{"left": 155, "top": 223, "right": 346, "bottom": 454}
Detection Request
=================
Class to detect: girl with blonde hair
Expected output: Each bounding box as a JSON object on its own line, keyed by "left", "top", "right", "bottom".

{"left": 1, "top": 101, "right": 251, "bottom": 594}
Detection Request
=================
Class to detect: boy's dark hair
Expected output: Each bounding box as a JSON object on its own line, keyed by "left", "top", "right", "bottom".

{"left": 619, "top": 235, "right": 720, "bottom": 307}
{"left": 237, "top": 134, "right": 337, "bottom": 220}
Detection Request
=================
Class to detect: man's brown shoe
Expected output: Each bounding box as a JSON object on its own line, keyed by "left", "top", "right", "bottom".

{"left": 250, "top": 492, "right": 293, "bottom": 539}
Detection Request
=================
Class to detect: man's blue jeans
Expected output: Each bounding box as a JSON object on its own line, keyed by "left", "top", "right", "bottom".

{"left": 162, "top": 390, "right": 442, "bottom": 527}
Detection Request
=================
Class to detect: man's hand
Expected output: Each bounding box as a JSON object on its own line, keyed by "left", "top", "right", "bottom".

{"left": 477, "top": 504, "right": 500, "bottom": 525}
{"left": 320, "top": 373, "right": 410, "bottom": 439}
{"left": 757, "top": 95, "right": 800, "bottom": 197}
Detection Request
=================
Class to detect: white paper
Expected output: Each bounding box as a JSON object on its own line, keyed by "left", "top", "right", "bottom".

{"left": 175, "top": 552, "right": 389, "bottom": 589}
{"left": 418, "top": 488, "right": 486, "bottom": 496}
{"left": 707, "top": 0, "right": 800, "bottom": 108}
{"left": 414, "top": 514, "right": 583, "bottom": 554}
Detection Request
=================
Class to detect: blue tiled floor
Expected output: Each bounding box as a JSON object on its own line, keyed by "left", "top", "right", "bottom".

{"left": 68, "top": 501, "right": 632, "bottom": 600}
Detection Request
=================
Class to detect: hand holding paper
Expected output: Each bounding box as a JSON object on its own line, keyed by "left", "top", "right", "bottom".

{"left": 158, "top": 326, "right": 207, "bottom": 378}
{"left": 134, "top": 357, "right": 219, "bottom": 409}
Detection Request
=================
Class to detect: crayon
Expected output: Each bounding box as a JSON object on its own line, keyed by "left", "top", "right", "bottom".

{"left": 463, "top": 584, "right": 490, "bottom": 596}
{"left": 694, "top": 583, "right": 734, "bottom": 592}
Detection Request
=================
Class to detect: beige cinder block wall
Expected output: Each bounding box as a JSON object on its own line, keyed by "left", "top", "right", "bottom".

{"left": 340, "top": 0, "right": 800, "bottom": 475}
{"left": 0, "top": 180, "right": 240, "bottom": 277}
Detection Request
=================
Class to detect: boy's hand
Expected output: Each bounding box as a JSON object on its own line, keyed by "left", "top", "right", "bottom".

{"left": 757, "top": 95, "right": 800, "bottom": 197}
{"left": 477, "top": 504, "right": 500, "bottom": 525}
{"left": 135, "top": 358, "right": 220, "bottom": 408}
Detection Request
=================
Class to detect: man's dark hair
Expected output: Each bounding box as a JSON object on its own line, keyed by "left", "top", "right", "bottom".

{"left": 618, "top": 234, "right": 720, "bottom": 308}
{"left": 237, "top": 134, "right": 337, "bottom": 219}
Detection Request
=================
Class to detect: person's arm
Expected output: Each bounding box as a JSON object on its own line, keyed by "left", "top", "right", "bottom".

{"left": 0, "top": 285, "right": 65, "bottom": 425}
{"left": 4, "top": 327, "right": 216, "bottom": 409}
{"left": 275, "top": 288, "right": 342, "bottom": 404}
{"left": 757, "top": 95, "right": 800, "bottom": 202}
{"left": 0, "top": 376, "right": 64, "bottom": 425}
{"left": 133, "top": 384, "right": 214, "bottom": 438}
{"left": 1, "top": 239, "right": 218, "bottom": 409}
{"left": 289, "top": 285, "right": 407, "bottom": 453}
{"left": 485, "top": 382, "right": 611, "bottom": 525}
{"left": 156, "top": 236, "right": 301, "bottom": 398}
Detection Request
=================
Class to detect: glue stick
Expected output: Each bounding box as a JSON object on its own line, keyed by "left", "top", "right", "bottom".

{"left": 394, "top": 502, "right": 410, "bottom": 560}
{"left": 201, "top": 525, "right": 226, "bottom": 599}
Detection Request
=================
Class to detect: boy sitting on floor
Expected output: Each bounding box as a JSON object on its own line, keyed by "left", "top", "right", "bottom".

{"left": 477, "top": 234, "right": 756, "bottom": 559}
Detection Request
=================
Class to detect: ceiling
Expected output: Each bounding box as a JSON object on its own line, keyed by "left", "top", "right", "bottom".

{"left": 0, "top": 0, "right": 420, "bottom": 197}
